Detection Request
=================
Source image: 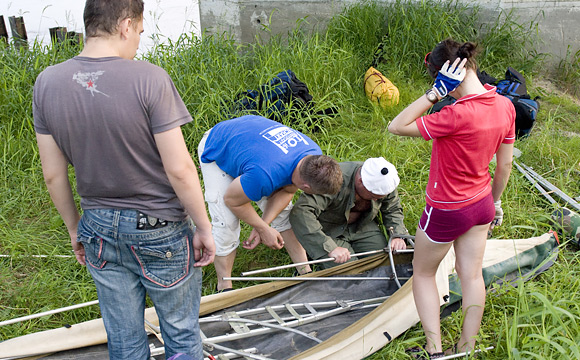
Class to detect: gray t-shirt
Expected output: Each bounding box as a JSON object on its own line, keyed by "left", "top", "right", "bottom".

{"left": 33, "top": 56, "right": 192, "bottom": 221}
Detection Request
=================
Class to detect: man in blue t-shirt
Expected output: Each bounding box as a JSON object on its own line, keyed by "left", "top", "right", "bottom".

{"left": 199, "top": 116, "right": 343, "bottom": 291}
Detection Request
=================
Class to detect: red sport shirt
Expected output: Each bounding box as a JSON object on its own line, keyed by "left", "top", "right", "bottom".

{"left": 417, "top": 84, "right": 516, "bottom": 210}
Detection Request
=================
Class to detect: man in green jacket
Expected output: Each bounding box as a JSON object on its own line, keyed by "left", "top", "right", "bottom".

{"left": 289, "top": 157, "right": 408, "bottom": 269}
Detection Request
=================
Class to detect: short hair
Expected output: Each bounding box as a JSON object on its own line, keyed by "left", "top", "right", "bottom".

{"left": 426, "top": 38, "right": 480, "bottom": 79}
{"left": 300, "top": 155, "right": 343, "bottom": 195}
{"left": 84, "top": 0, "right": 144, "bottom": 38}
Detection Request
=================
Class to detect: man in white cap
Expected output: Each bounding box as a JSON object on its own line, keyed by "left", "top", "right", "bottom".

{"left": 289, "top": 157, "right": 408, "bottom": 269}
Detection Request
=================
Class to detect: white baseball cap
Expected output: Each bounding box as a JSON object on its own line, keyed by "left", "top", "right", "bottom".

{"left": 361, "top": 157, "right": 399, "bottom": 196}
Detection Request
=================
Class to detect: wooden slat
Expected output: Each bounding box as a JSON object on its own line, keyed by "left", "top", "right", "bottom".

{"left": 0, "top": 16, "right": 8, "bottom": 43}
{"left": 8, "top": 16, "right": 27, "bottom": 49}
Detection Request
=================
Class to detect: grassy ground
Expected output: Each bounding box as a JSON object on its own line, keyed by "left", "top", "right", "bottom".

{"left": 1, "top": 0, "right": 580, "bottom": 358}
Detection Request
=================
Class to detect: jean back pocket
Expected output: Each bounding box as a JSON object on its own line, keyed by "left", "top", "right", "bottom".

{"left": 131, "top": 231, "right": 190, "bottom": 288}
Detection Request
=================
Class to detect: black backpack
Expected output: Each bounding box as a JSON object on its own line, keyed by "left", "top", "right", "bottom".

{"left": 495, "top": 67, "right": 540, "bottom": 139}
{"left": 228, "top": 70, "right": 337, "bottom": 131}
{"left": 428, "top": 67, "right": 539, "bottom": 139}
{"left": 229, "top": 70, "right": 311, "bottom": 119}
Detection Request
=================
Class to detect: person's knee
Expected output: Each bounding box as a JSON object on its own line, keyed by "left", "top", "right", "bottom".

{"left": 412, "top": 258, "right": 439, "bottom": 278}
{"left": 455, "top": 262, "right": 483, "bottom": 283}
{"left": 208, "top": 207, "right": 240, "bottom": 256}
{"left": 105, "top": 319, "right": 149, "bottom": 359}
{"left": 266, "top": 200, "right": 293, "bottom": 232}
{"left": 207, "top": 198, "right": 239, "bottom": 230}
{"left": 214, "top": 243, "right": 238, "bottom": 258}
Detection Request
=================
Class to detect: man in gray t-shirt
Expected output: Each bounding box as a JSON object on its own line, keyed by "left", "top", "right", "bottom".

{"left": 33, "top": 1, "right": 214, "bottom": 359}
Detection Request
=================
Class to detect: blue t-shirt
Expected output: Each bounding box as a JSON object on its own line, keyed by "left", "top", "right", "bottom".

{"left": 201, "top": 116, "right": 322, "bottom": 201}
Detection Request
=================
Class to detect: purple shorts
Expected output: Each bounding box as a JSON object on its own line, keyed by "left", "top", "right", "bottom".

{"left": 419, "top": 193, "right": 495, "bottom": 243}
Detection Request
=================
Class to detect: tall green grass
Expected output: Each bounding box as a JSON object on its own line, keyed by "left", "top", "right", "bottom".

{"left": 1, "top": 1, "right": 579, "bottom": 359}
{"left": 555, "top": 45, "right": 580, "bottom": 97}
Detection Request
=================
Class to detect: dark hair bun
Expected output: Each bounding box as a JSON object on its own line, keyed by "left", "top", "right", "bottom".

{"left": 429, "top": 38, "right": 480, "bottom": 77}
{"left": 457, "top": 42, "right": 479, "bottom": 60}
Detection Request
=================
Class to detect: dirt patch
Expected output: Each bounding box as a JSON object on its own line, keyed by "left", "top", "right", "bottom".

{"left": 561, "top": 130, "right": 580, "bottom": 138}
{"left": 533, "top": 78, "right": 580, "bottom": 106}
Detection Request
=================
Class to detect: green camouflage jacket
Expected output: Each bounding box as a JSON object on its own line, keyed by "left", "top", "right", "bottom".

{"left": 289, "top": 161, "right": 408, "bottom": 255}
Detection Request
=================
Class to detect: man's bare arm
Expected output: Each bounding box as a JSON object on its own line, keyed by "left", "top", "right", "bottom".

{"left": 36, "top": 133, "right": 84, "bottom": 265}
{"left": 154, "top": 127, "right": 215, "bottom": 266}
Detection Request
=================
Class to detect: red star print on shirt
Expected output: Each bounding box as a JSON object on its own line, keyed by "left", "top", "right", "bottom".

{"left": 72, "top": 70, "right": 109, "bottom": 97}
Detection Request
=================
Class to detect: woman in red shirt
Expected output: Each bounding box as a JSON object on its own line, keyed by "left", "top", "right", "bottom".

{"left": 388, "top": 39, "right": 515, "bottom": 358}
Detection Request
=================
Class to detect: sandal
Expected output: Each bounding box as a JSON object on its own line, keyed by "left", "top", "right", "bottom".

{"left": 443, "top": 344, "right": 458, "bottom": 356}
{"left": 444, "top": 344, "right": 481, "bottom": 358}
{"left": 215, "top": 286, "right": 234, "bottom": 293}
{"left": 405, "top": 345, "right": 445, "bottom": 359}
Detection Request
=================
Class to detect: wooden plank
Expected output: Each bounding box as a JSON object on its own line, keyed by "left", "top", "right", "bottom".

{"left": 49, "top": 27, "right": 67, "bottom": 45}
{"left": 8, "top": 16, "right": 27, "bottom": 49}
{"left": 0, "top": 16, "right": 8, "bottom": 44}
{"left": 70, "top": 31, "right": 84, "bottom": 47}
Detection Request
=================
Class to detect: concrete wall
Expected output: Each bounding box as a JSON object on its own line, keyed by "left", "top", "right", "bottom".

{"left": 199, "top": 0, "right": 580, "bottom": 63}
{"left": 0, "top": 0, "right": 201, "bottom": 53}
{"left": 199, "top": 0, "right": 348, "bottom": 43}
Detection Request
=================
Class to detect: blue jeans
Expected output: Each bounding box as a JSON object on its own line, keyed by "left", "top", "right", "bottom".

{"left": 77, "top": 209, "right": 203, "bottom": 360}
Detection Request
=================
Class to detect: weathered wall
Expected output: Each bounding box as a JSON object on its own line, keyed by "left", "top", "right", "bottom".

{"left": 0, "top": 0, "right": 201, "bottom": 53}
{"left": 200, "top": 0, "right": 347, "bottom": 43}
{"left": 199, "top": 0, "right": 580, "bottom": 63}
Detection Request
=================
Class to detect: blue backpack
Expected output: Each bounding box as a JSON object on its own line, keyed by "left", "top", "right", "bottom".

{"left": 428, "top": 67, "right": 540, "bottom": 139}
{"left": 228, "top": 70, "right": 337, "bottom": 130}
{"left": 428, "top": 67, "right": 539, "bottom": 139}
{"left": 231, "top": 70, "right": 313, "bottom": 121}
{"left": 495, "top": 67, "right": 540, "bottom": 139}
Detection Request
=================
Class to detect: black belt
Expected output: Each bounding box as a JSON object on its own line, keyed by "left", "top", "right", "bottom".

{"left": 136, "top": 211, "right": 170, "bottom": 230}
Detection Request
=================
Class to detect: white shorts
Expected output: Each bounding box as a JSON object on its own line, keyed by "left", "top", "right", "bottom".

{"left": 198, "top": 131, "right": 292, "bottom": 256}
